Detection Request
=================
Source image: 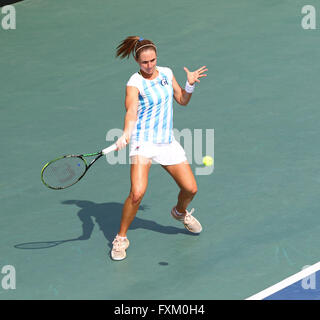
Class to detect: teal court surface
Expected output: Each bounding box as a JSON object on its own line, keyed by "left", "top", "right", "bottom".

{"left": 1, "top": 0, "right": 320, "bottom": 300}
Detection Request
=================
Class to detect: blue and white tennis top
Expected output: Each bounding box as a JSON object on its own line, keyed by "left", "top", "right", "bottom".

{"left": 127, "top": 66, "right": 174, "bottom": 144}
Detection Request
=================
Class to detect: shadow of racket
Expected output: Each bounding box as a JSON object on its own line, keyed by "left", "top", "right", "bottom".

{"left": 14, "top": 238, "right": 80, "bottom": 249}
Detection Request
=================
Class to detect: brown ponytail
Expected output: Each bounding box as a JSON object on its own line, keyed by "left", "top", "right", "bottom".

{"left": 116, "top": 36, "right": 157, "bottom": 60}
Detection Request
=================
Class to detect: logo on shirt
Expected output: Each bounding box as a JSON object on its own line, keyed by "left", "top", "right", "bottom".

{"left": 161, "top": 78, "right": 168, "bottom": 86}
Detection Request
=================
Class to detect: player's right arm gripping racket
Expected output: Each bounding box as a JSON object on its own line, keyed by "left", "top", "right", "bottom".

{"left": 41, "top": 144, "right": 118, "bottom": 190}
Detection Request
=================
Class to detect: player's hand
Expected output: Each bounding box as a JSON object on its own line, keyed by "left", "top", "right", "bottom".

{"left": 116, "top": 133, "right": 128, "bottom": 150}
{"left": 183, "top": 66, "right": 208, "bottom": 85}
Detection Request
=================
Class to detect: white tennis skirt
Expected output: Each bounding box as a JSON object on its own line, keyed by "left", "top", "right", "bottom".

{"left": 129, "top": 138, "right": 187, "bottom": 165}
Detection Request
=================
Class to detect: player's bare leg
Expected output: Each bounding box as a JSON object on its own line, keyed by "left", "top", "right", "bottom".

{"left": 162, "top": 161, "right": 202, "bottom": 233}
{"left": 162, "top": 161, "right": 197, "bottom": 213}
{"left": 118, "top": 155, "right": 152, "bottom": 236}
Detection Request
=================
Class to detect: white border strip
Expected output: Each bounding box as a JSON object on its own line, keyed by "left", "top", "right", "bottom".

{"left": 246, "top": 261, "right": 320, "bottom": 300}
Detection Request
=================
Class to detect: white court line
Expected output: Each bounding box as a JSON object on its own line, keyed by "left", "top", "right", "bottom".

{"left": 246, "top": 261, "right": 320, "bottom": 300}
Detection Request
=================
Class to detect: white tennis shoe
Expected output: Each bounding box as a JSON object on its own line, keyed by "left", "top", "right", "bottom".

{"left": 111, "top": 235, "right": 130, "bottom": 261}
{"left": 171, "top": 207, "right": 202, "bottom": 234}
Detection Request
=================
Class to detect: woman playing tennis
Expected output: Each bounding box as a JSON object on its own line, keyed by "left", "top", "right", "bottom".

{"left": 111, "top": 36, "right": 208, "bottom": 260}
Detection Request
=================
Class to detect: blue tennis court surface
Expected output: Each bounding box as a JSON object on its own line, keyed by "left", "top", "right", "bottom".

{"left": 247, "top": 262, "right": 320, "bottom": 300}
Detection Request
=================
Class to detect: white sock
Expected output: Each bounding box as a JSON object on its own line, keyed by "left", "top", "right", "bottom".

{"left": 117, "top": 234, "right": 127, "bottom": 240}
{"left": 175, "top": 207, "right": 185, "bottom": 216}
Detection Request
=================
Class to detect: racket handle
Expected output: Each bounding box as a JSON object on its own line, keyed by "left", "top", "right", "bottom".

{"left": 102, "top": 141, "right": 128, "bottom": 155}
{"left": 102, "top": 144, "right": 118, "bottom": 155}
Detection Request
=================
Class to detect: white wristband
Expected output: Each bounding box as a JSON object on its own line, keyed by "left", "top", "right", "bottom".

{"left": 185, "top": 81, "right": 195, "bottom": 93}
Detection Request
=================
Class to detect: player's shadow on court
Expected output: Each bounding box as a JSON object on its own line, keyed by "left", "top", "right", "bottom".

{"left": 14, "top": 200, "right": 189, "bottom": 250}
{"left": 66, "top": 200, "right": 190, "bottom": 249}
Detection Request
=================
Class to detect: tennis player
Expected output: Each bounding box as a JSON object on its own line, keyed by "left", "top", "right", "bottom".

{"left": 111, "top": 36, "right": 207, "bottom": 260}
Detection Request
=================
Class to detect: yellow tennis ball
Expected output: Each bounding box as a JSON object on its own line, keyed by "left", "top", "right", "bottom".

{"left": 203, "top": 156, "right": 213, "bottom": 166}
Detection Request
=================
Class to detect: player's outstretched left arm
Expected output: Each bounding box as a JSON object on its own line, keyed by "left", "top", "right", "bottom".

{"left": 172, "top": 66, "right": 208, "bottom": 106}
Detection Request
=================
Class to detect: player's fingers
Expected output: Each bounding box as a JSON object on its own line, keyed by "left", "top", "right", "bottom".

{"left": 198, "top": 69, "right": 208, "bottom": 75}
{"left": 197, "top": 66, "right": 207, "bottom": 72}
{"left": 118, "top": 143, "right": 125, "bottom": 151}
{"left": 116, "top": 137, "right": 127, "bottom": 150}
{"left": 115, "top": 142, "right": 121, "bottom": 151}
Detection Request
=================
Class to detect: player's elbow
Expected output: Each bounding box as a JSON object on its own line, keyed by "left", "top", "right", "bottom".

{"left": 179, "top": 91, "right": 191, "bottom": 106}
{"left": 179, "top": 100, "right": 189, "bottom": 106}
{"left": 177, "top": 96, "right": 189, "bottom": 106}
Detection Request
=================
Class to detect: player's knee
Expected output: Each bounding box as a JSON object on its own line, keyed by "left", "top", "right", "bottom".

{"left": 191, "top": 186, "right": 198, "bottom": 196}
{"left": 130, "top": 189, "right": 146, "bottom": 205}
{"left": 184, "top": 185, "right": 198, "bottom": 196}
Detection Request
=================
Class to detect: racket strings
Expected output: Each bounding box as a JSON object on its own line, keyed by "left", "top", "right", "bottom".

{"left": 42, "top": 157, "right": 86, "bottom": 189}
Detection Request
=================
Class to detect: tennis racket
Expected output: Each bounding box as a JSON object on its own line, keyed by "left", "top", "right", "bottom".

{"left": 41, "top": 144, "right": 118, "bottom": 190}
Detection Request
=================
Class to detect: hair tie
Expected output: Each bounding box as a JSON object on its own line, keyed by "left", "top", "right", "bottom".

{"left": 139, "top": 37, "right": 144, "bottom": 42}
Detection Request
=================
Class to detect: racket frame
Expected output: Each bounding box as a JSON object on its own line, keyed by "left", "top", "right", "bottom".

{"left": 41, "top": 144, "right": 117, "bottom": 190}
